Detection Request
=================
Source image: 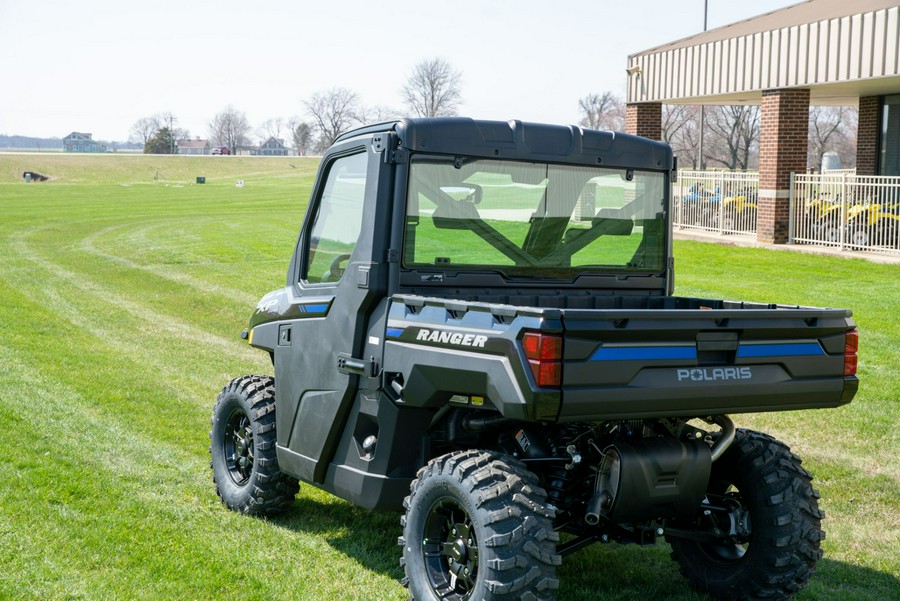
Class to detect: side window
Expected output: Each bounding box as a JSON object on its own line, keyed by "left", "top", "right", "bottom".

{"left": 304, "top": 151, "right": 368, "bottom": 284}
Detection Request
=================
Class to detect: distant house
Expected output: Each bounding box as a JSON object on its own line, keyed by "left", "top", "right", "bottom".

{"left": 258, "top": 137, "right": 288, "bottom": 156}
{"left": 63, "top": 132, "right": 108, "bottom": 153}
{"left": 177, "top": 139, "right": 210, "bottom": 155}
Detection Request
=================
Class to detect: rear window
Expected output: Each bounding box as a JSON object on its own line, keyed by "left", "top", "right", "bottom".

{"left": 403, "top": 158, "right": 667, "bottom": 279}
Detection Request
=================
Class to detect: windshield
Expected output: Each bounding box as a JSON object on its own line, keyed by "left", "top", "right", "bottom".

{"left": 403, "top": 158, "right": 667, "bottom": 278}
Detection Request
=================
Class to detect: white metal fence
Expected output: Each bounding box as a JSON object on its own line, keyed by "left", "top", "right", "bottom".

{"left": 673, "top": 171, "right": 759, "bottom": 236}
{"left": 790, "top": 173, "right": 900, "bottom": 254}
{"left": 672, "top": 170, "right": 900, "bottom": 255}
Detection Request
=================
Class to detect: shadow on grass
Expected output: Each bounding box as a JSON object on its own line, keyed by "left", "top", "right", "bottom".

{"left": 271, "top": 494, "right": 405, "bottom": 580}
{"left": 272, "top": 496, "right": 899, "bottom": 600}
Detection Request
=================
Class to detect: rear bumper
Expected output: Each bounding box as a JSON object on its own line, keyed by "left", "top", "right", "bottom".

{"left": 558, "top": 373, "right": 856, "bottom": 422}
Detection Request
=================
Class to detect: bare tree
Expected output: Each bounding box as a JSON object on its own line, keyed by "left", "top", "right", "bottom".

{"left": 808, "top": 106, "right": 857, "bottom": 170}
{"left": 209, "top": 106, "right": 252, "bottom": 154}
{"left": 257, "top": 117, "right": 285, "bottom": 143}
{"left": 357, "top": 104, "right": 403, "bottom": 123}
{"left": 578, "top": 92, "right": 625, "bottom": 131}
{"left": 662, "top": 104, "right": 701, "bottom": 168}
{"left": 157, "top": 112, "right": 177, "bottom": 132}
{"left": 704, "top": 105, "right": 760, "bottom": 170}
{"left": 304, "top": 88, "right": 361, "bottom": 148}
{"left": 401, "top": 58, "right": 463, "bottom": 117}
{"left": 831, "top": 107, "right": 858, "bottom": 169}
{"left": 129, "top": 116, "right": 160, "bottom": 147}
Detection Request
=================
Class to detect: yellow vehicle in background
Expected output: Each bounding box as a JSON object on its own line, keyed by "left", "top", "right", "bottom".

{"left": 719, "top": 187, "right": 758, "bottom": 232}
{"left": 804, "top": 195, "right": 845, "bottom": 243}
{"left": 846, "top": 200, "right": 900, "bottom": 248}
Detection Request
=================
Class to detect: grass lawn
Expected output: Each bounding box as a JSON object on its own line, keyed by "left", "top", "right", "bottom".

{"left": 0, "top": 154, "right": 897, "bottom": 600}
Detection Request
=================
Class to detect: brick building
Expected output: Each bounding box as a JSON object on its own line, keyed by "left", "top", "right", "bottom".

{"left": 625, "top": 0, "right": 900, "bottom": 243}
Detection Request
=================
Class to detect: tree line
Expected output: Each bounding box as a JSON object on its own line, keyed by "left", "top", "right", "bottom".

{"left": 130, "top": 57, "right": 859, "bottom": 169}
{"left": 130, "top": 57, "right": 463, "bottom": 156}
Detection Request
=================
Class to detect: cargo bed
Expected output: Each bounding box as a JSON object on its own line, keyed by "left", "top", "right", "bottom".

{"left": 385, "top": 293, "right": 858, "bottom": 422}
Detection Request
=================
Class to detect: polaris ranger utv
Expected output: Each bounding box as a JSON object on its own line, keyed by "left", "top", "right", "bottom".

{"left": 209, "top": 118, "right": 859, "bottom": 600}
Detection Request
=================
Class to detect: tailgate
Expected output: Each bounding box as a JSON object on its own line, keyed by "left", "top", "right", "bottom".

{"left": 559, "top": 306, "right": 858, "bottom": 421}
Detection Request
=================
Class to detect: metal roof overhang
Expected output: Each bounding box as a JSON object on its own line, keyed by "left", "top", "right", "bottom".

{"left": 626, "top": 0, "right": 900, "bottom": 107}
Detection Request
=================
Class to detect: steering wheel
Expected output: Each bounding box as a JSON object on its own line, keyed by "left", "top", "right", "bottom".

{"left": 324, "top": 253, "right": 352, "bottom": 282}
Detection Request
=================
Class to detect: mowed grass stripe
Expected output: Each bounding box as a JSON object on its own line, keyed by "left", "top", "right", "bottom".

{"left": 11, "top": 224, "right": 261, "bottom": 366}
{"left": 0, "top": 259, "right": 405, "bottom": 601}
{"left": 78, "top": 221, "right": 261, "bottom": 305}
{"left": 76, "top": 221, "right": 273, "bottom": 307}
{"left": 0, "top": 276, "right": 228, "bottom": 458}
{"left": 0, "top": 260, "right": 268, "bottom": 408}
{"left": 0, "top": 344, "right": 390, "bottom": 601}
{"left": 7, "top": 182, "right": 304, "bottom": 300}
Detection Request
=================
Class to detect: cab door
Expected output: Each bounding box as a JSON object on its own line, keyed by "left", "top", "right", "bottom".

{"left": 274, "top": 138, "right": 390, "bottom": 484}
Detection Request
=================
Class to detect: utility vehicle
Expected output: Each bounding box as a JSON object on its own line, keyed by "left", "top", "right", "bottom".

{"left": 210, "top": 118, "right": 859, "bottom": 600}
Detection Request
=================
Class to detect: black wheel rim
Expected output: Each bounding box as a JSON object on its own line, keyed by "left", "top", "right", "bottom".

{"left": 224, "top": 409, "right": 254, "bottom": 486}
{"left": 422, "top": 497, "right": 478, "bottom": 600}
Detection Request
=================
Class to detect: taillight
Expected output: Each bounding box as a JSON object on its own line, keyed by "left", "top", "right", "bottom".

{"left": 844, "top": 328, "right": 859, "bottom": 377}
{"left": 523, "top": 332, "right": 562, "bottom": 387}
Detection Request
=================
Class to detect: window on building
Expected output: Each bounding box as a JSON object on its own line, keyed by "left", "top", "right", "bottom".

{"left": 880, "top": 95, "right": 900, "bottom": 176}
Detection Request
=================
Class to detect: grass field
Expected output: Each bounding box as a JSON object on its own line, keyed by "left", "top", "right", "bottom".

{"left": 0, "top": 154, "right": 897, "bottom": 600}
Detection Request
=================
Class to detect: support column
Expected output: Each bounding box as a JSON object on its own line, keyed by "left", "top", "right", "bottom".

{"left": 758, "top": 89, "right": 810, "bottom": 244}
{"left": 625, "top": 103, "right": 662, "bottom": 140}
{"left": 857, "top": 96, "right": 880, "bottom": 176}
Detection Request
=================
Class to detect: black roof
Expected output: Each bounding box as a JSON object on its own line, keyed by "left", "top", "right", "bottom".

{"left": 336, "top": 117, "right": 672, "bottom": 171}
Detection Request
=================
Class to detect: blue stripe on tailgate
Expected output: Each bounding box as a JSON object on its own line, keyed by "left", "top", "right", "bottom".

{"left": 591, "top": 346, "right": 698, "bottom": 361}
{"left": 737, "top": 343, "right": 825, "bottom": 358}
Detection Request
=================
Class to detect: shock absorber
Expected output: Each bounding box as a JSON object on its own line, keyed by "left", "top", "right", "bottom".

{"left": 544, "top": 465, "right": 572, "bottom": 513}
{"left": 544, "top": 442, "right": 583, "bottom": 513}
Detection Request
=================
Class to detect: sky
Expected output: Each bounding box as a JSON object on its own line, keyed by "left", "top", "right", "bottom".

{"left": 0, "top": 0, "right": 804, "bottom": 142}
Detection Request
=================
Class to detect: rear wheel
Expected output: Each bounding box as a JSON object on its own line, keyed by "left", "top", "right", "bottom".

{"left": 669, "top": 429, "right": 824, "bottom": 600}
{"left": 849, "top": 226, "right": 871, "bottom": 247}
{"left": 400, "top": 450, "right": 560, "bottom": 601}
{"left": 209, "top": 375, "right": 298, "bottom": 515}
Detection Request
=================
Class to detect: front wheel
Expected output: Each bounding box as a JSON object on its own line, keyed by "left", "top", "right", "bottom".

{"left": 400, "top": 450, "right": 560, "bottom": 601}
{"left": 209, "top": 375, "right": 298, "bottom": 515}
{"left": 823, "top": 222, "right": 844, "bottom": 243}
{"left": 668, "top": 429, "right": 824, "bottom": 600}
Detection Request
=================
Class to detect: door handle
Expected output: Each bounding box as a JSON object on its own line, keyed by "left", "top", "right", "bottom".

{"left": 337, "top": 353, "right": 373, "bottom": 377}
